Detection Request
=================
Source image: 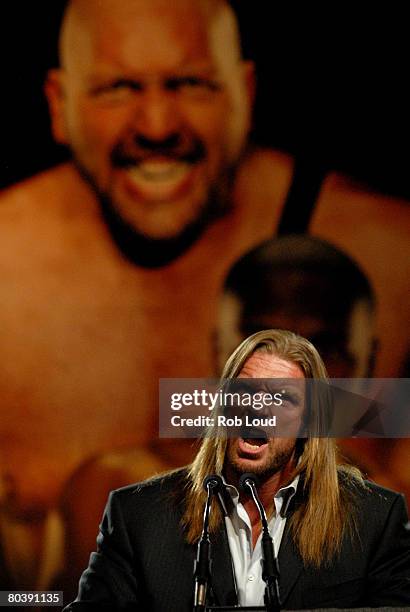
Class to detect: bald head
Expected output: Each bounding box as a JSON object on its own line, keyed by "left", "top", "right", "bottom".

{"left": 59, "top": 0, "right": 242, "bottom": 72}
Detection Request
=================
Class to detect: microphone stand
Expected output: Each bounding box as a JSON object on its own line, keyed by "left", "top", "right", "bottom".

{"left": 195, "top": 473, "right": 278, "bottom": 611}
{"left": 240, "top": 474, "right": 281, "bottom": 612}
{"left": 193, "top": 476, "right": 221, "bottom": 612}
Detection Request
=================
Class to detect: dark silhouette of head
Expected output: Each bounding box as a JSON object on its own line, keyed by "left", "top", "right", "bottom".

{"left": 217, "top": 235, "right": 377, "bottom": 377}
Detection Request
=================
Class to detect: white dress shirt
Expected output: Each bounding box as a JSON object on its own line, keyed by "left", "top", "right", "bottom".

{"left": 223, "top": 475, "right": 299, "bottom": 606}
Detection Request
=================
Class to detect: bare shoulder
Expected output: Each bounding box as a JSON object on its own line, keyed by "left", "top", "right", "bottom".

{"left": 313, "top": 169, "right": 410, "bottom": 252}
{"left": 0, "top": 164, "right": 74, "bottom": 216}
{"left": 232, "top": 147, "right": 294, "bottom": 234}
{"left": 319, "top": 170, "right": 410, "bottom": 215}
{"left": 237, "top": 146, "right": 295, "bottom": 193}
{"left": 241, "top": 145, "right": 294, "bottom": 171}
{"left": 0, "top": 163, "right": 101, "bottom": 255}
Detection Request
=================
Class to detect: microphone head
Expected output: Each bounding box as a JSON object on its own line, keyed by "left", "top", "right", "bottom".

{"left": 238, "top": 472, "right": 259, "bottom": 492}
{"left": 203, "top": 474, "right": 223, "bottom": 493}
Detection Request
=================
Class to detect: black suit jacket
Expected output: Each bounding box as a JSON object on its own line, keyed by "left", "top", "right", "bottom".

{"left": 63, "top": 469, "right": 410, "bottom": 611}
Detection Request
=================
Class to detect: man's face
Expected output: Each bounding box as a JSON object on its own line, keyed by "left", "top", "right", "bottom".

{"left": 225, "top": 351, "right": 305, "bottom": 481}
{"left": 218, "top": 288, "right": 375, "bottom": 377}
{"left": 47, "top": 0, "right": 253, "bottom": 264}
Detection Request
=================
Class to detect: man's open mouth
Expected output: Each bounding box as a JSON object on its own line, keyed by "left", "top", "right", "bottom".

{"left": 239, "top": 426, "right": 268, "bottom": 452}
{"left": 127, "top": 160, "right": 190, "bottom": 181}
{"left": 119, "top": 159, "right": 199, "bottom": 201}
{"left": 111, "top": 137, "right": 206, "bottom": 202}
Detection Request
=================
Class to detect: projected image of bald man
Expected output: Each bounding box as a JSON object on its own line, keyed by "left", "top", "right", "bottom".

{"left": 46, "top": 0, "right": 254, "bottom": 266}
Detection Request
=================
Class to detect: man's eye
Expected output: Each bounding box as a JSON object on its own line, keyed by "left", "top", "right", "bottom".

{"left": 91, "top": 80, "right": 143, "bottom": 97}
{"left": 281, "top": 393, "right": 304, "bottom": 411}
{"left": 165, "top": 76, "right": 220, "bottom": 94}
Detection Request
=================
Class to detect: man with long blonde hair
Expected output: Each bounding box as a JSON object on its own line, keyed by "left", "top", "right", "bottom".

{"left": 65, "top": 330, "right": 410, "bottom": 610}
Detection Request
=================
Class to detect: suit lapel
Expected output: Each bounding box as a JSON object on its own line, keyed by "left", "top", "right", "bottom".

{"left": 206, "top": 477, "right": 307, "bottom": 608}
{"left": 208, "top": 516, "right": 303, "bottom": 608}
{"left": 277, "top": 521, "right": 304, "bottom": 607}
{"left": 209, "top": 525, "right": 238, "bottom": 607}
{"left": 277, "top": 476, "right": 307, "bottom": 607}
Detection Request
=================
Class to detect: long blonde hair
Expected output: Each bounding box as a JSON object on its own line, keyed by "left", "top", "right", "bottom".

{"left": 183, "top": 329, "right": 363, "bottom": 567}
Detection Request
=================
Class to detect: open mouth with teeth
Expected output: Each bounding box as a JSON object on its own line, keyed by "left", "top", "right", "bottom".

{"left": 127, "top": 160, "right": 190, "bottom": 182}
{"left": 119, "top": 158, "right": 199, "bottom": 202}
{"left": 239, "top": 426, "right": 268, "bottom": 453}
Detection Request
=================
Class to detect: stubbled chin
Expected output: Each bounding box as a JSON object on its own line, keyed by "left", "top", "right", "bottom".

{"left": 118, "top": 160, "right": 200, "bottom": 203}
{"left": 227, "top": 440, "right": 270, "bottom": 472}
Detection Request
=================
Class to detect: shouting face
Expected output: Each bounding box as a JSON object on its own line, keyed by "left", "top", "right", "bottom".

{"left": 47, "top": 0, "right": 254, "bottom": 265}
{"left": 225, "top": 351, "right": 305, "bottom": 481}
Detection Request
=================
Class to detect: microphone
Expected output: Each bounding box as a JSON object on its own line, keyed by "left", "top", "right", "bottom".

{"left": 239, "top": 473, "right": 281, "bottom": 611}
{"left": 193, "top": 475, "right": 223, "bottom": 611}
{"left": 204, "top": 474, "right": 228, "bottom": 517}
{"left": 203, "top": 474, "right": 224, "bottom": 495}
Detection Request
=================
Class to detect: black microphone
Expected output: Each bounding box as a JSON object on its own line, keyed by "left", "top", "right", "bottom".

{"left": 193, "top": 475, "right": 223, "bottom": 611}
{"left": 203, "top": 474, "right": 224, "bottom": 495}
{"left": 204, "top": 474, "right": 228, "bottom": 517}
{"left": 239, "top": 473, "right": 281, "bottom": 611}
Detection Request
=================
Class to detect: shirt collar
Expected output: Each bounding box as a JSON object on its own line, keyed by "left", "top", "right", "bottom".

{"left": 221, "top": 473, "right": 300, "bottom": 519}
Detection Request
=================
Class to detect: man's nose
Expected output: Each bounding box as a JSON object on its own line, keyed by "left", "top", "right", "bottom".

{"left": 131, "top": 86, "right": 181, "bottom": 141}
